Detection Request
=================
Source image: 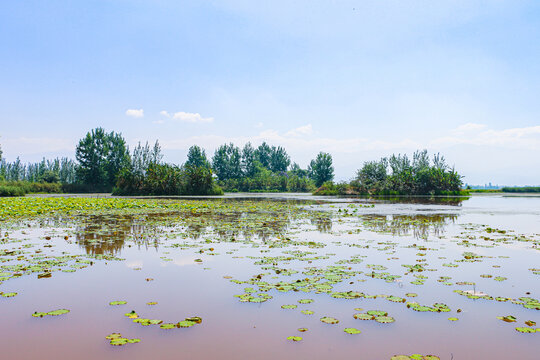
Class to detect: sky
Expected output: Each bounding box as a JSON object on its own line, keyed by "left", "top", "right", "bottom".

{"left": 1, "top": 0, "right": 539, "bottom": 185}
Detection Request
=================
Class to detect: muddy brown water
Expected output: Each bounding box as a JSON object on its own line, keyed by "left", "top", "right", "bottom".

{"left": 0, "top": 194, "right": 538, "bottom": 359}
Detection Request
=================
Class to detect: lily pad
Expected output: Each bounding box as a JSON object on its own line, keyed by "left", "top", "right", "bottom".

{"left": 320, "top": 316, "right": 339, "bottom": 324}
{"left": 281, "top": 304, "right": 297, "bottom": 309}
{"left": 515, "top": 327, "right": 537, "bottom": 333}
{"left": 374, "top": 316, "right": 395, "bottom": 323}
{"left": 160, "top": 323, "right": 177, "bottom": 329}
{"left": 287, "top": 336, "right": 302, "bottom": 341}
{"left": 353, "top": 313, "right": 374, "bottom": 320}
{"left": 343, "top": 327, "right": 361, "bottom": 334}
{"left": 367, "top": 310, "right": 387, "bottom": 317}
{"left": 47, "top": 309, "right": 70, "bottom": 316}
{"left": 177, "top": 320, "right": 196, "bottom": 328}
{"left": 109, "top": 301, "right": 127, "bottom": 306}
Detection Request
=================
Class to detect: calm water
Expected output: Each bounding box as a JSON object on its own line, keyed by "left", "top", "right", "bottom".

{"left": 0, "top": 194, "right": 538, "bottom": 360}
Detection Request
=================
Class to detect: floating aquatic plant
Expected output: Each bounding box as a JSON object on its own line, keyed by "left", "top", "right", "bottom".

{"left": 287, "top": 336, "right": 302, "bottom": 341}
{"left": 109, "top": 301, "right": 127, "bottom": 306}
{"left": 320, "top": 317, "right": 339, "bottom": 324}
{"left": 106, "top": 333, "right": 140, "bottom": 346}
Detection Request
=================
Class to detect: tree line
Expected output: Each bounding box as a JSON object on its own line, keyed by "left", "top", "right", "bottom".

{"left": 1, "top": 128, "right": 469, "bottom": 197}
{"left": 0, "top": 128, "right": 335, "bottom": 196}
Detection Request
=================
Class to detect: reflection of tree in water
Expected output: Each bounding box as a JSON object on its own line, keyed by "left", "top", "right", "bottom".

{"left": 372, "top": 196, "right": 467, "bottom": 206}
{"left": 74, "top": 208, "right": 299, "bottom": 254}
{"left": 75, "top": 215, "right": 159, "bottom": 256}
{"left": 310, "top": 212, "right": 333, "bottom": 233}
{"left": 361, "top": 214, "right": 457, "bottom": 239}
{"left": 210, "top": 212, "right": 293, "bottom": 243}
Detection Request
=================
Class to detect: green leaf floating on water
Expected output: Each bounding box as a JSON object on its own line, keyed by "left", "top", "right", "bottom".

{"left": 515, "top": 327, "right": 538, "bottom": 333}
{"left": 448, "top": 317, "right": 459, "bottom": 321}
{"left": 281, "top": 304, "right": 297, "bottom": 309}
{"left": 298, "top": 299, "right": 313, "bottom": 304}
{"left": 109, "top": 301, "right": 127, "bottom": 306}
{"left": 320, "top": 317, "right": 339, "bottom": 324}
{"left": 36, "top": 309, "right": 70, "bottom": 316}
{"left": 375, "top": 316, "right": 395, "bottom": 323}
{"left": 160, "top": 323, "right": 177, "bottom": 329}
{"left": 343, "top": 327, "right": 361, "bottom": 334}
{"left": 496, "top": 315, "right": 517, "bottom": 323}
{"left": 32, "top": 312, "right": 48, "bottom": 318}
{"left": 301, "top": 310, "right": 314, "bottom": 315}
{"left": 106, "top": 333, "right": 140, "bottom": 346}
{"left": 391, "top": 355, "right": 440, "bottom": 360}
{"left": 287, "top": 336, "right": 302, "bottom": 341}
{"left": 366, "top": 310, "right": 387, "bottom": 317}
{"left": 353, "top": 313, "right": 374, "bottom": 320}
{"left": 177, "top": 320, "right": 196, "bottom": 328}
{"left": 1, "top": 292, "right": 17, "bottom": 298}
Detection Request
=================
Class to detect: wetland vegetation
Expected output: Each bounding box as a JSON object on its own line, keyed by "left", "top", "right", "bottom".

{"left": 0, "top": 194, "right": 538, "bottom": 359}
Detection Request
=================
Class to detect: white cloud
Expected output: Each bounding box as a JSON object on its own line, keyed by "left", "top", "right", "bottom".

{"left": 285, "top": 124, "right": 313, "bottom": 137}
{"left": 125, "top": 109, "right": 144, "bottom": 118}
{"left": 172, "top": 111, "right": 214, "bottom": 123}
{"left": 159, "top": 110, "right": 171, "bottom": 118}
{"left": 432, "top": 125, "right": 540, "bottom": 150}
{"left": 452, "top": 123, "right": 487, "bottom": 134}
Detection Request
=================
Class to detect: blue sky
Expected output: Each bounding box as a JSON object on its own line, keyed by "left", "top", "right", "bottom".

{"left": 1, "top": 0, "right": 539, "bottom": 185}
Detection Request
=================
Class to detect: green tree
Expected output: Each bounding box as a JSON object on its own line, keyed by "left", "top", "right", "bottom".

{"left": 356, "top": 159, "right": 387, "bottom": 187}
{"left": 212, "top": 143, "right": 242, "bottom": 181}
{"left": 39, "top": 170, "right": 60, "bottom": 183}
{"left": 255, "top": 142, "right": 272, "bottom": 169}
{"left": 290, "top": 162, "right": 309, "bottom": 178}
{"left": 308, "top": 152, "right": 334, "bottom": 187}
{"left": 186, "top": 145, "right": 210, "bottom": 169}
{"left": 269, "top": 146, "right": 290, "bottom": 172}
{"left": 241, "top": 142, "right": 257, "bottom": 177}
{"left": 75, "top": 128, "right": 130, "bottom": 191}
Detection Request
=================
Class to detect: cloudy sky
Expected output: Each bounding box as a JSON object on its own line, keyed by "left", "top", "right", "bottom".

{"left": 1, "top": 0, "right": 539, "bottom": 185}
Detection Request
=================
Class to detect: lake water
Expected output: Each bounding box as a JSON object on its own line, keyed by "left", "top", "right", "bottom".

{"left": 0, "top": 194, "right": 538, "bottom": 360}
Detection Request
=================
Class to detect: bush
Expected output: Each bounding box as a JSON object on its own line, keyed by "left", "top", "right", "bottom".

{"left": 0, "top": 185, "right": 26, "bottom": 197}
{"left": 113, "top": 163, "right": 223, "bottom": 196}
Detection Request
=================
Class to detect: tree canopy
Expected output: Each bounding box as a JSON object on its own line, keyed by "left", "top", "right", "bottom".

{"left": 309, "top": 152, "right": 334, "bottom": 187}
{"left": 75, "top": 128, "right": 130, "bottom": 191}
